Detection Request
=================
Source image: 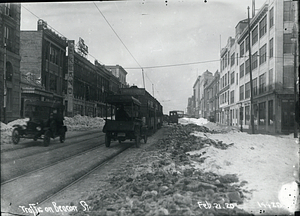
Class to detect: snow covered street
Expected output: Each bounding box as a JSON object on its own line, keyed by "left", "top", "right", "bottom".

{"left": 1, "top": 116, "right": 299, "bottom": 215}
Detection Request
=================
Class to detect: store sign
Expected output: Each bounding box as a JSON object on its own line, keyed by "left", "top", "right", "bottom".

{"left": 77, "top": 37, "right": 88, "bottom": 57}
{"left": 67, "top": 40, "right": 75, "bottom": 113}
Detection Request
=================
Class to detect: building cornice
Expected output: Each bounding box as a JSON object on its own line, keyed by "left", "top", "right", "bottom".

{"left": 237, "top": 3, "right": 268, "bottom": 44}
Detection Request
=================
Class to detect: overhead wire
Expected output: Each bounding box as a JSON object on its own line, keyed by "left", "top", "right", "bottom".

{"left": 92, "top": 2, "right": 143, "bottom": 70}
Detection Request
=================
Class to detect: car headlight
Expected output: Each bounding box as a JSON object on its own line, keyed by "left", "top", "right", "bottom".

{"left": 36, "top": 126, "right": 41, "bottom": 131}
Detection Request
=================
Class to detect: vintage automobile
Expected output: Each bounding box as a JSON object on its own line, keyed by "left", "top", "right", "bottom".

{"left": 102, "top": 95, "right": 147, "bottom": 148}
{"left": 168, "top": 110, "right": 179, "bottom": 124}
{"left": 11, "top": 100, "right": 67, "bottom": 147}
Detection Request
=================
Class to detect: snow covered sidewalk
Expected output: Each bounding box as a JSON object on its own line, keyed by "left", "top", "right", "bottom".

{"left": 183, "top": 118, "right": 299, "bottom": 215}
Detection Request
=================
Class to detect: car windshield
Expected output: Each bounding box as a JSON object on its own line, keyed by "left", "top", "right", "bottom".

{"left": 25, "top": 105, "right": 51, "bottom": 120}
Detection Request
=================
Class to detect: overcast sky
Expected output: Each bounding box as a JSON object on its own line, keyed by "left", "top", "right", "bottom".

{"left": 20, "top": 0, "right": 266, "bottom": 114}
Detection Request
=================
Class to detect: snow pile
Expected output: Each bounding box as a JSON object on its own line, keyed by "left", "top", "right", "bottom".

{"left": 0, "top": 115, "right": 106, "bottom": 144}
{"left": 179, "top": 117, "right": 208, "bottom": 125}
{"left": 64, "top": 115, "right": 105, "bottom": 131}
{"left": 179, "top": 117, "right": 239, "bottom": 133}
{"left": 188, "top": 130, "right": 299, "bottom": 214}
{"left": 79, "top": 125, "right": 252, "bottom": 216}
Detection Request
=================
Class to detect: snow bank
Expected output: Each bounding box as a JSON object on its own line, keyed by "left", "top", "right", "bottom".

{"left": 1, "top": 115, "right": 106, "bottom": 144}
{"left": 188, "top": 130, "right": 299, "bottom": 214}
{"left": 179, "top": 117, "right": 239, "bottom": 133}
{"left": 179, "top": 117, "right": 208, "bottom": 125}
{"left": 64, "top": 115, "right": 105, "bottom": 131}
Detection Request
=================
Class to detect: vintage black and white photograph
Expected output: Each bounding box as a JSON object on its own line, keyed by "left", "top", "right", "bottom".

{"left": 0, "top": 0, "right": 299, "bottom": 215}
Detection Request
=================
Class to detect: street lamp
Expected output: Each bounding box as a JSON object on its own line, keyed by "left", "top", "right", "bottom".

{"left": 291, "top": 24, "right": 298, "bottom": 138}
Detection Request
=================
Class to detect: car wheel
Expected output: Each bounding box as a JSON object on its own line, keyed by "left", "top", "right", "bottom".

{"left": 105, "top": 134, "right": 111, "bottom": 147}
{"left": 60, "top": 131, "right": 65, "bottom": 143}
{"left": 44, "top": 130, "right": 51, "bottom": 147}
{"left": 12, "top": 128, "right": 20, "bottom": 144}
{"left": 135, "top": 134, "right": 140, "bottom": 148}
{"left": 143, "top": 135, "right": 147, "bottom": 144}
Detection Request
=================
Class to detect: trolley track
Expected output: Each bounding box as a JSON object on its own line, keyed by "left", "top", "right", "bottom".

{"left": 1, "top": 132, "right": 104, "bottom": 164}
{"left": 38, "top": 144, "right": 132, "bottom": 206}
{"left": 1, "top": 129, "right": 102, "bottom": 153}
{"left": 1, "top": 140, "right": 105, "bottom": 184}
{"left": 1, "top": 138, "right": 135, "bottom": 215}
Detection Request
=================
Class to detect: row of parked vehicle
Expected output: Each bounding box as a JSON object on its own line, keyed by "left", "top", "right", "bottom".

{"left": 11, "top": 86, "right": 163, "bottom": 147}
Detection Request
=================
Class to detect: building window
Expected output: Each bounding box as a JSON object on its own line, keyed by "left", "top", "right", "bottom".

{"left": 268, "top": 100, "right": 274, "bottom": 125}
{"left": 269, "top": 7, "right": 274, "bottom": 28}
{"left": 240, "top": 63, "right": 244, "bottom": 78}
{"left": 236, "top": 73, "right": 238, "bottom": 85}
{"left": 252, "top": 52, "right": 258, "bottom": 69}
{"left": 6, "top": 88, "right": 12, "bottom": 111}
{"left": 259, "top": 102, "right": 266, "bottom": 125}
{"left": 225, "top": 73, "right": 227, "bottom": 86}
{"left": 6, "top": 62, "right": 13, "bottom": 82}
{"left": 231, "top": 72, "right": 235, "bottom": 84}
{"left": 253, "top": 78, "right": 258, "bottom": 96}
{"left": 245, "top": 36, "right": 249, "bottom": 52}
{"left": 240, "top": 85, "right": 244, "bottom": 100}
{"left": 283, "top": 65, "right": 294, "bottom": 88}
{"left": 230, "top": 90, "right": 234, "bottom": 104}
{"left": 50, "top": 74, "right": 57, "bottom": 92}
{"left": 269, "top": 38, "right": 273, "bottom": 58}
{"left": 227, "top": 72, "right": 230, "bottom": 85}
{"left": 259, "top": 15, "right": 267, "bottom": 38}
{"left": 283, "top": 1, "right": 295, "bottom": 22}
{"left": 240, "top": 41, "right": 245, "bottom": 57}
{"left": 252, "top": 26, "right": 258, "bottom": 45}
{"left": 259, "top": 73, "right": 266, "bottom": 94}
{"left": 259, "top": 44, "right": 267, "bottom": 65}
{"left": 269, "top": 69, "right": 273, "bottom": 90}
{"left": 245, "top": 59, "right": 250, "bottom": 74}
{"left": 5, "top": 3, "right": 13, "bottom": 17}
{"left": 228, "top": 53, "right": 230, "bottom": 65}
{"left": 231, "top": 53, "right": 235, "bottom": 66}
{"left": 245, "top": 82, "right": 250, "bottom": 99}
{"left": 283, "top": 34, "right": 293, "bottom": 54}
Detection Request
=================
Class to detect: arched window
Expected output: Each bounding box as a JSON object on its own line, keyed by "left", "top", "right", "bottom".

{"left": 6, "top": 61, "right": 13, "bottom": 82}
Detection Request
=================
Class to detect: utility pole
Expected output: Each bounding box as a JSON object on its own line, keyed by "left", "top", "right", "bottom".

{"left": 142, "top": 68, "right": 145, "bottom": 89}
{"left": 152, "top": 84, "right": 154, "bottom": 97}
{"left": 3, "top": 40, "right": 7, "bottom": 124}
{"left": 247, "top": 6, "right": 255, "bottom": 134}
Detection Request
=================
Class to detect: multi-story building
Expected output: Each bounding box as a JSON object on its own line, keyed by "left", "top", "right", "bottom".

{"left": 105, "top": 65, "right": 128, "bottom": 88}
{"left": 20, "top": 19, "right": 68, "bottom": 117}
{"left": 204, "top": 70, "right": 220, "bottom": 122}
{"left": 0, "top": 3, "right": 21, "bottom": 123}
{"left": 191, "top": 70, "right": 213, "bottom": 118}
{"left": 20, "top": 19, "right": 126, "bottom": 118}
{"left": 192, "top": 76, "right": 201, "bottom": 118}
{"left": 199, "top": 70, "right": 213, "bottom": 118}
{"left": 186, "top": 96, "right": 195, "bottom": 117}
{"left": 219, "top": 37, "right": 239, "bottom": 125}
{"left": 221, "top": 0, "right": 298, "bottom": 134}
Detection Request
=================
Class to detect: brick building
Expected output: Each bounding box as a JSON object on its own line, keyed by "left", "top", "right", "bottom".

{"left": 0, "top": 3, "right": 21, "bottom": 123}
{"left": 20, "top": 19, "right": 67, "bottom": 117}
